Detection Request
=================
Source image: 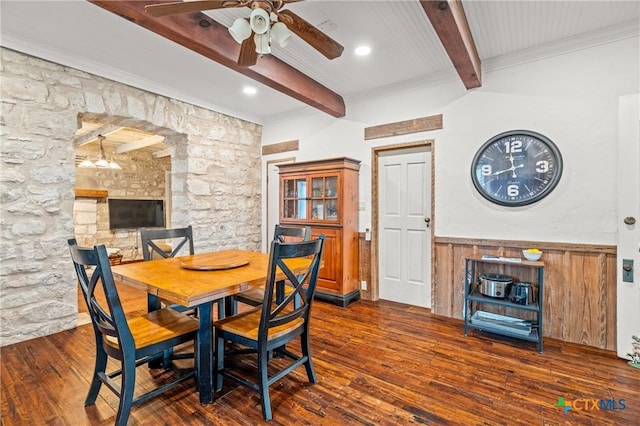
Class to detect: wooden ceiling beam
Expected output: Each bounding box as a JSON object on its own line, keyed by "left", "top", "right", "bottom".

{"left": 420, "top": 0, "right": 481, "bottom": 89}
{"left": 115, "top": 135, "right": 165, "bottom": 154}
{"left": 88, "top": 0, "right": 345, "bottom": 118}
{"left": 73, "top": 124, "right": 123, "bottom": 146}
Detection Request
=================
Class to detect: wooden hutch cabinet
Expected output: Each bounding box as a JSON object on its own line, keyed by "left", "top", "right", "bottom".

{"left": 278, "top": 157, "right": 360, "bottom": 307}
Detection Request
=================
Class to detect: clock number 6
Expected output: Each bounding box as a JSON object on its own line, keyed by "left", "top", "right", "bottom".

{"left": 507, "top": 184, "right": 519, "bottom": 196}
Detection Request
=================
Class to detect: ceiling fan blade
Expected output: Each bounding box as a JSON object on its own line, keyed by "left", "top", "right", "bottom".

{"left": 278, "top": 9, "right": 344, "bottom": 60}
{"left": 145, "top": 1, "right": 232, "bottom": 17}
{"left": 238, "top": 36, "right": 258, "bottom": 67}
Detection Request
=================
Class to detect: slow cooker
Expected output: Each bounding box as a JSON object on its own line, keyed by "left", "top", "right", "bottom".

{"left": 478, "top": 273, "right": 512, "bottom": 298}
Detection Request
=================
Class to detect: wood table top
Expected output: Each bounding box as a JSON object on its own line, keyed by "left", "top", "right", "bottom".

{"left": 111, "top": 249, "right": 309, "bottom": 307}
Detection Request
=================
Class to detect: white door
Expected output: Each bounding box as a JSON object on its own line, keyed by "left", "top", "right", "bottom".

{"left": 379, "top": 147, "right": 431, "bottom": 307}
{"left": 616, "top": 94, "right": 640, "bottom": 358}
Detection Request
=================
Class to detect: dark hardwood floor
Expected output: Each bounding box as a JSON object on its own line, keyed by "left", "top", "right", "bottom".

{"left": 1, "top": 284, "right": 638, "bottom": 425}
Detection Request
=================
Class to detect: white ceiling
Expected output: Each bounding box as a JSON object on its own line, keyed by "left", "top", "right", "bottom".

{"left": 2, "top": 1, "right": 638, "bottom": 124}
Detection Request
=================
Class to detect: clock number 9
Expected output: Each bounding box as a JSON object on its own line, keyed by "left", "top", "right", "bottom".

{"left": 507, "top": 184, "right": 519, "bottom": 196}
{"left": 504, "top": 140, "right": 523, "bottom": 153}
{"left": 535, "top": 160, "right": 549, "bottom": 173}
{"left": 481, "top": 165, "right": 492, "bottom": 175}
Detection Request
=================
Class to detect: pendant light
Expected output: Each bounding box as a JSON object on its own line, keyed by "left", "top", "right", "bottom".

{"left": 77, "top": 135, "right": 121, "bottom": 169}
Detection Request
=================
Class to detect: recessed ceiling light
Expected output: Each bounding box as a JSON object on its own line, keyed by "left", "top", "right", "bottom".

{"left": 243, "top": 86, "right": 257, "bottom": 95}
{"left": 354, "top": 45, "right": 371, "bottom": 56}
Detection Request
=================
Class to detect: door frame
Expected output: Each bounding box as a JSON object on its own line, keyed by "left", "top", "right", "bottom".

{"left": 265, "top": 157, "right": 295, "bottom": 250}
{"left": 371, "top": 140, "right": 435, "bottom": 302}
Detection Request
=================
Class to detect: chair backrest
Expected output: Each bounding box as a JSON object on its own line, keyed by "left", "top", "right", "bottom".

{"left": 259, "top": 236, "right": 325, "bottom": 341}
{"left": 68, "top": 239, "right": 133, "bottom": 359}
{"left": 140, "top": 226, "right": 194, "bottom": 260}
{"left": 274, "top": 224, "right": 311, "bottom": 243}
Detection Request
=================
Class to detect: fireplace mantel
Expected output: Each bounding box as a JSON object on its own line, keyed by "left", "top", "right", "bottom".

{"left": 75, "top": 189, "right": 108, "bottom": 198}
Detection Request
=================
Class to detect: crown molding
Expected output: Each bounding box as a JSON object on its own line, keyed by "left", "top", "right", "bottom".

{"left": 483, "top": 19, "right": 639, "bottom": 73}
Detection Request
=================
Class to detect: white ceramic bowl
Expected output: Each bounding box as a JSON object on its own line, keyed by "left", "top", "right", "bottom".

{"left": 522, "top": 250, "right": 542, "bottom": 261}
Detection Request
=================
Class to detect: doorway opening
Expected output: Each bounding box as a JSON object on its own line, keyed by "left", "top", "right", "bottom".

{"left": 73, "top": 120, "right": 174, "bottom": 260}
{"left": 265, "top": 157, "right": 295, "bottom": 251}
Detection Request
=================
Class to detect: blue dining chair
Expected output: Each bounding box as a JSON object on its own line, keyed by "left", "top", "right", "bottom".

{"left": 68, "top": 239, "right": 199, "bottom": 426}
{"left": 214, "top": 235, "right": 325, "bottom": 421}
{"left": 233, "top": 224, "right": 311, "bottom": 311}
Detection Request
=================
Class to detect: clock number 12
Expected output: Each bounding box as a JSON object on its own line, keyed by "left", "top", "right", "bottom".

{"left": 504, "top": 140, "right": 523, "bottom": 153}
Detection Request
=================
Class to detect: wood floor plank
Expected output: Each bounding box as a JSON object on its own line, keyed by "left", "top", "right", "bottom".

{"left": 1, "top": 286, "right": 638, "bottom": 425}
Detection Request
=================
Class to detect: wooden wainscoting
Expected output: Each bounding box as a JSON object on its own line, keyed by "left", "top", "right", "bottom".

{"left": 433, "top": 237, "right": 617, "bottom": 351}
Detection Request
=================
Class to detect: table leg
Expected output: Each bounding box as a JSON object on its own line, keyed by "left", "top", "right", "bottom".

{"left": 147, "top": 293, "right": 161, "bottom": 311}
{"left": 196, "top": 302, "right": 213, "bottom": 404}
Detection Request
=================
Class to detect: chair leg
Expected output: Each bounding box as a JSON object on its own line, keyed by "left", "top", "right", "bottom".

{"left": 115, "top": 357, "right": 136, "bottom": 426}
{"left": 162, "top": 348, "right": 173, "bottom": 369}
{"left": 301, "top": 332, "right": 317, "bottom": 384}
{"left": 85, "top": 346, "right": 108, "bottom": 406}
{"left": 258, "top": 347, "right": 272, "bottom": 421}
{"left": 215, "top": 335, "right": 225, "bottom": 392}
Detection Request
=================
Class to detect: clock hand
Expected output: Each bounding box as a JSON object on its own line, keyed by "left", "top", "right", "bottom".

{"left": 493, "top": 163, "right": 525, "bottom": 176}
{"left": 511, "top": 163, "right": 524, "bottom": 178}
{"left": 492, "top": 167, "right": 515, "bottom": 176}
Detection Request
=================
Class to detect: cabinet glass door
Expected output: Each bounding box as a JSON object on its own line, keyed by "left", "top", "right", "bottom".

{"left": 282, "top": 178, "right": 307, "bottom": 220}
{"left": 310, "top": 176, "right": 339, "bottom": 221}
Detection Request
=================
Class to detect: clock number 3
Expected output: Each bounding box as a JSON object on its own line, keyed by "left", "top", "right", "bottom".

{"left": 535, "top": 160, "right": 549, "bottom": 173}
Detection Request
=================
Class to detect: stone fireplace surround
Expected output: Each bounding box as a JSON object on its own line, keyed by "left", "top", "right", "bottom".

{"left": 1, "top": 48, "right": 262, "bottom": 346}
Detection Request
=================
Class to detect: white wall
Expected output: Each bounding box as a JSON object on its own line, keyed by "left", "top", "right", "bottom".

{"left": 262, "top": 36, "right": 639, "bottom": 245}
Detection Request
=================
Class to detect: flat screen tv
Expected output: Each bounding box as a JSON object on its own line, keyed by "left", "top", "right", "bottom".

{"left": 108, "top": 198, "right": 165, "bottom": 230}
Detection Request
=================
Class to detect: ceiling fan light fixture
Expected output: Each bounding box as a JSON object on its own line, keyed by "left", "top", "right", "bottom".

{"left": 249, "top": 8, "right": 270, "bottom": 34}
{"left": 271, "top": 22, "right": 292, "bottom": 48}
{"left": 229, "top": 18, "right": 251, "bottom": 43}
{"left": 254, "top": 32, "right": 271, "bottom": 55}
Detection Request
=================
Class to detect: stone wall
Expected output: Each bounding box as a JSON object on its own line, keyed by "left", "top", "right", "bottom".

{"left": 0, "top": 48, "right": 262, "bottom": 346}
{"left": 75, "top": 144, "right": 171, "bottom": 259}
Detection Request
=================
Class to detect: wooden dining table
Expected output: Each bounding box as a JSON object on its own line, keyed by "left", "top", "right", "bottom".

{"left": 110, "top": 249, "right": 312, "bottom": 404}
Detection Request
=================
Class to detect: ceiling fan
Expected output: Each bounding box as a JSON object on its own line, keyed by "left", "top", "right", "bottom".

{"left": 144, "top": 0, "right": 344, "bottom": 67}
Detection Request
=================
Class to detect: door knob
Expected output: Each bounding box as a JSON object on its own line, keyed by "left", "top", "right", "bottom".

{"left": 424, "top": 217, "right": 431, "bottom": 228}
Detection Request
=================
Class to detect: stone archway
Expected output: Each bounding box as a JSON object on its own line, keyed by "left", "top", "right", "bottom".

{"left": 72, "top": 113, "right": 187, "bottom": 255}
{"left": 1, "top": 48, "right": 262, "bottom": 346}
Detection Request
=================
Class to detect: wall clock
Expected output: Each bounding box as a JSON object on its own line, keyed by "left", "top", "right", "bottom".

{"left": 471, "top": 130, "right": 563, "bottom": 207}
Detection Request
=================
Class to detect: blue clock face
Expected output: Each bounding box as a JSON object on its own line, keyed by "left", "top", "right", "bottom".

{"left": 471, "top": 130, "right": 563, "bottom": 206}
